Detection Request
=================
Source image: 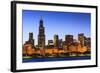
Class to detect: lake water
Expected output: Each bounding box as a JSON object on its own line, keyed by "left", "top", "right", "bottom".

{"left": 23, "top": 56, "right": 91, "bottom": 63}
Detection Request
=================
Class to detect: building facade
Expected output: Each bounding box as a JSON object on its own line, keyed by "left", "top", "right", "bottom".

{"left": 54, "top": 34, "right": 59, "bottom": 48}
{"left": 24, "top": 32, "right": 34, "bottom": 48}
{"left": 59, "top": 39, "right": 63, "bottom": 48}
{"left": 38, "top": 17, "right": 45, "bottom": 48}
{"left": 23, "top": 32, "right": 35, "bottom": 56}
{"left": 84, "top": 37, "right": 91, "bottom": 51}
{"left": 48, "top": 40, "right": 53, "bottom": 46}
{"left": 78, "top": 33, "right": 84, "bottom": 47}
{"left": 65, "top": 35, "right": 73, "bottom": 45}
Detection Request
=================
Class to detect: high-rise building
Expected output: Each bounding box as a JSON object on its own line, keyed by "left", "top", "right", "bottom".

{"left": 65, "top": 35, "right": 73, "bottom": 46}
{"left": 54, "top": 35, "right": 59, "bottom": 48}
{"left": 38, "top": 17, "right": 45, "bottom": 48}
{"left": 48, "top": 40, "right": 53, "bottom": 46}
{"left": 25, "top": 32, "right": 34, "bottom": 47}
{"left": 29, "top": 32, "right": 34, "bottom": 46}
{"left": 23, "top": 32, "right": 35, "bottom": 56}
{"left": 59, "top": 39, "right": 63, "bottom": 48}
{"left": 78, "top": 33, "right": 84, "bottom": 47}
{"left": 84, "top": 37, "right": 91, "bottom": 50}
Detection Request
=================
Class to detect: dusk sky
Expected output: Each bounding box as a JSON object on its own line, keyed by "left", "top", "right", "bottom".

{"left": 22, "top": 10, "right": 91, "bottom": 45}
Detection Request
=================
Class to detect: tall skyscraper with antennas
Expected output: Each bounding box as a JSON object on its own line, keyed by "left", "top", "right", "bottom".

{"left": 38, "top": 17, "right": 45, "bottom": 48}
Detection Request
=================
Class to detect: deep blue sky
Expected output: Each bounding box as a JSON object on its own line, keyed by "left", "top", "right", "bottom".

{"left": 22, "top": 10, "right": 91, "bottom": 45}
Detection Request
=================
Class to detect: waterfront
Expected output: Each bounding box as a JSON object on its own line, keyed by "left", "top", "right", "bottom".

{"left": 23, "top": 56, "right": 91, "bottom": 63}
{"left": 22, "top": 11, "right": 91, "bottom": 63}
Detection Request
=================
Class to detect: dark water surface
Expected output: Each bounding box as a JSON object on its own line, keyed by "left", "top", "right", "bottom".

{"left": 23, "top": 56, "right": 91, "bottom": 63}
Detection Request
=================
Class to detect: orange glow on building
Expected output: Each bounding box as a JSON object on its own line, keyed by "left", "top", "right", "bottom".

{"left": 23, "top": 42, "right": 89, "bottom": 56}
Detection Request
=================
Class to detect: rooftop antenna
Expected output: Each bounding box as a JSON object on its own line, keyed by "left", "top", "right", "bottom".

{"left": 40, "top": 16, "right": 43, "bottom": 20}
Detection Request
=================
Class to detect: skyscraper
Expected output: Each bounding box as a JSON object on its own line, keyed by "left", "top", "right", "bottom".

{"left": 84, "top": 37, "right": 91, "bottom": 50}
{"left": 24, "top": 32, "right": 34, "bottom": 47}
{"left": 28, "top": 32, "right": 34, "bottom": 46}
{"left": 78, "top": 33, "right": 84, "bottom": 47}
{"left": 59, "top": 39, "right": 63, "bottom": 48}
{"left": 65, "top": 35, "right": 73, "bottom": 46}
{"left": 54, "top": 34, "right": 59, "bottom": 48}
{"left": 38, "top": 17, "right": 45, "bottom": 48}
{"left": 48, "top": 40, "right": 53, "bottom": 46}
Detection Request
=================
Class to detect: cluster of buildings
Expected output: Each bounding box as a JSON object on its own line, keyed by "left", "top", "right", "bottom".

{"left": 23, "top": 17, "right": 91, "bottom": 57}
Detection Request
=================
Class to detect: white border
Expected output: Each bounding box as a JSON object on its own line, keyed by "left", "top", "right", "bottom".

{"left": 16, "top": 3, "right": 96, "bottom": 70}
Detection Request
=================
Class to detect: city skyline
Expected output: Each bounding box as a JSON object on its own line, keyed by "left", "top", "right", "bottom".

{"left": 22, "top": 10, "right": 91, "bottom": 45}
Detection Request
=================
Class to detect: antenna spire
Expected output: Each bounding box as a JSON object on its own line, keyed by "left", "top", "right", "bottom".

{"left": 40, "top": 16, "right": 43, "bottom": 20}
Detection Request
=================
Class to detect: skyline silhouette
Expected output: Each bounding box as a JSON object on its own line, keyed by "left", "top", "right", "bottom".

{"left": 22, "top": 10, "right": 91, "bottom": 45}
